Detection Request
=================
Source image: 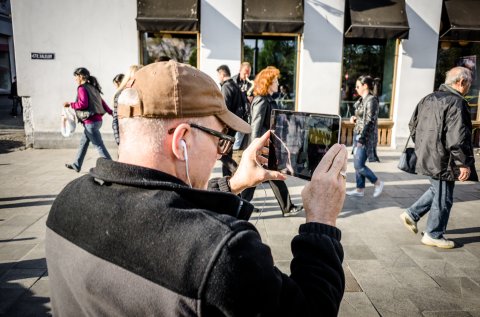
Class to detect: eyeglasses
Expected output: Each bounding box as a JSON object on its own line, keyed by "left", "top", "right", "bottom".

{"left": 168, "top": 123, "right": 235, "bottom": 155}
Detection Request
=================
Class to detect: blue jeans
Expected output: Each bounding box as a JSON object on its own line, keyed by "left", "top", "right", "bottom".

{"left": 233, "top": 132, "right": 245, "bottom": 150}
{"left": 406, "top": 178, "right": 455, "bottom": 239}
{"left": 72, "top": 121, "right": 111, "bottom": 171}
{"left": 353, "top": 145, "right": 378, "bottom": 188}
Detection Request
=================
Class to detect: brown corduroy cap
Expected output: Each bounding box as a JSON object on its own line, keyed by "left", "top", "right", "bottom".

{"left": 117, "top": 61, "right": 251, "bottom": 134}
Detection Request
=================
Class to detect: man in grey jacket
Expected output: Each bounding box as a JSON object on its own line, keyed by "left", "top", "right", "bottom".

{"left": 400, "top": 66, "right": 477, "bottom": 249}
{"left": 46, "top": 61, "right": 348, "bottom": 316}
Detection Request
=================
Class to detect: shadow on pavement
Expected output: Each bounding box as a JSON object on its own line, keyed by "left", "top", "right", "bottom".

{"left": 0, "top": 195, "right": 57, "bottom": 202}
{"left": 0, "top": 200, "right": 55, "bottom": 210}
{"left": 0, "top": 259, "right": 51, "bottom": 316}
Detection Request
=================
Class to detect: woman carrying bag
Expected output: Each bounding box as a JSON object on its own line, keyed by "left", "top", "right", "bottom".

{"left": 64, "top": 67, "right": 113, "bottom": 172}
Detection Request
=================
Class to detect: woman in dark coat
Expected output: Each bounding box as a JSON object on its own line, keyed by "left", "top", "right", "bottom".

{"left": 241, "top": 66, "right": 303, "bottom": 217}
{"left": 347, "top": 75, "right": 384, "bottom": 198}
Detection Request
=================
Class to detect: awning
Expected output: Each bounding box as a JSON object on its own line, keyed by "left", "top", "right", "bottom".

{"left": 440, "top": 0, "right": 480, "bottom": 41}
{"left": 344, "top": 0, "right": 409, "bottom": 39}
{"left": 243, "top": 0, "right": 304, "bottom": 34}
{"left": 136, "top": 0, "right": 199, "bottom": 32}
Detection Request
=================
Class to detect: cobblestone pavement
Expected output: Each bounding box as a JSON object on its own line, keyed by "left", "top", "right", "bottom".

{"left": 0, "top": 145, "right": 479, "bottom": 316}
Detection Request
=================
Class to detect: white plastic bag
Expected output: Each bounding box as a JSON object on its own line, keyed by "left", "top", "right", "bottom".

{"left": 61, "top": 107, "right": 76, "bottom": 137}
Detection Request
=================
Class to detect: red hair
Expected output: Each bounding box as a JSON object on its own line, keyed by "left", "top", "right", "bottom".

{"left": 253, "top": 66, "right": 280, "bottom": 96}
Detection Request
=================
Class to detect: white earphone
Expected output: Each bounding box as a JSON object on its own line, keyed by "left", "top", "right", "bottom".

{"left": 180, "top": 139, "right": 188, "bottom": 160}
{"left": 180, "top": 139, "right": 192, "bottom": 188}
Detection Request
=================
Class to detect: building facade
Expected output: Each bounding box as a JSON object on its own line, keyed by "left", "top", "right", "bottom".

{"left": 10, "top": 0, "right": 480, "bottom": 149}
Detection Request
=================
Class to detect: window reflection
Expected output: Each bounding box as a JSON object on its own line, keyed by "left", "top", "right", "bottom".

{"left": 243, "top": 36, "right": 298, "bottom": 110}
{"left": 435, "top": 41, "right": 480, "bottom": 122}
{"left": 140, "top": 32, "right": 197, "bottom": 67}
{"left": 340, "top": 39, "right": 396, "bottom": 119}
{"left": 0, "top": 37, "right": 11, "bottom": 94}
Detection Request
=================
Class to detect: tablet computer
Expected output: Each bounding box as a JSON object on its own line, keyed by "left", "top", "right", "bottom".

{"left": 268, "top": 109, "right": 341, "bottom": 180}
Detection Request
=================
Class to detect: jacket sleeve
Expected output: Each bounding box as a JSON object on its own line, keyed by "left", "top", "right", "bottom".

{"left": 101, "top": 99, "right": 113, "bottom": 115}
{"left": 359, "top": 96, "right": 378, "bottom": 142}
{"left": 408, "top": 105, "right": 419, "bottom": 143}
{"left": 445, "top": 99, "right": 474, "bottom": 168}
{"left": 70, "top": 86, "right": 89, "bottom": 110}
{"left": 221, "top": 84, "right": 235, "bottom": 113}
{"left": 208, "top": 177, "right": 232, "bottom": 193}
{"left": 202, "top": 222, "right": 345, "bottom": 316}
{"left": 250, "top": 97, "right": 268, "bottom": 140}
{"left": 409, "top": 96, "right": 429, "bottom": 143}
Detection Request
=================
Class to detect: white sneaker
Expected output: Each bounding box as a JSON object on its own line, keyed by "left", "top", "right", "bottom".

{"left": 400, "top": 211, "right": 418, "bottom": 234}
{"left": 346, "top": 189, "right": 364, "bottom": 197}
{"left": 373, "top": 181, "right": 384, "bottom": 198}
{"left": 421, "top": 233, "right": 455, "bottom": 249}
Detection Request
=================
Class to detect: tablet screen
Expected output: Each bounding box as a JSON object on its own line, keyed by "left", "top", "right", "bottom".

{"left": 268, "top": 110, "right": 341, "bottom": 180}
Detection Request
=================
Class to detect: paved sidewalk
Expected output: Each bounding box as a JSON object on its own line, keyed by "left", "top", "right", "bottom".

{"left": 0, "top": 146, "right": 479, "bottom": 316}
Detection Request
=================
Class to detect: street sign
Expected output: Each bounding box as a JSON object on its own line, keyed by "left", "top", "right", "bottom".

{"left": 31, "top": 53, "right": 55, "bottom": 60}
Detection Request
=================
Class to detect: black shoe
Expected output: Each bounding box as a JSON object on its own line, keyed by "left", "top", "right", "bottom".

{"left": 65, "top": 163, "right": 79, "bottom": 173}
{"left": 253, "top": 208, "right": 261, "bottom": 213}
{"left": 283, "top": 205, "right": 303, "bottom": 217}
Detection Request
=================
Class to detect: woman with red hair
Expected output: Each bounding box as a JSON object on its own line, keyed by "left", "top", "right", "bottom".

{"left": 241, "top": 66, "right": 303, "bottom": 217}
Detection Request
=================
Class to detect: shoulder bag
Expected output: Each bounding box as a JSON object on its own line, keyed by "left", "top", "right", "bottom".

{"left": 398, "top": 135, "right": 417, "bottom": 174}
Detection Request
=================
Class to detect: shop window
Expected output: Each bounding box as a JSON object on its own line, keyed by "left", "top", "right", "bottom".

{"left": 0, "top": 37, "right": 11, "bottom": 94}
{"left": 340, "top": 39, "right": 397, "bottom": 119}
{"left": 243, "top": 35, "right": 298, "bottom": 110}
{"left": 140, "top": 32, "right": 197, "bottom": 67}
{"left": 435, "top": 41, "right": 480, "bottom": 122}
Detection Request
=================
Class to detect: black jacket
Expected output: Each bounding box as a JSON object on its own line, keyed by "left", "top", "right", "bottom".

{"left": 353, "top": 93, "right": 379, "bottom": 162}
{"left": 221, "top": 78, "right": 246, "bottom": 130}
{"left": 250, "top": 95, "right": 277, "bottom": 141}
{"left": 409, "top": 84, "right": 477, "bottom": 181}
{"left": 46, "top": 158, "right": 345, "bottom": 316}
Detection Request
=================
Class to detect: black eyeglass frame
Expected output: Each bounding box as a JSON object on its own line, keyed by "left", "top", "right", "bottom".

{"left": 168, "top": 123, "right": 235, "bottom": 155}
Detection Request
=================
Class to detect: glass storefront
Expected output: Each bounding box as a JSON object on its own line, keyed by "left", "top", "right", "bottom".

{"left": 243, "top": 35, "right": 298, "bottom": 110}
{"left": 435, "top": 41, "right": 480, "bottom": 122}
{"left": 0, "top": 36, "right": 11, "bottom": 94}
{"left": 340, "top": 39, "right": 396, "bottom": 119}
{"left": 140, "top": 32, "right": 197, "bottom": 67}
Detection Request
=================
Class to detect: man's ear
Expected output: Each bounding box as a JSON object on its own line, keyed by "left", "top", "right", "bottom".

{"left": 171, "top": 123, "right": 191, "bottom": 161}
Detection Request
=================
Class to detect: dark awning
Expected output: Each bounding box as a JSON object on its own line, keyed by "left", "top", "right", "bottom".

{"left": 243, "top": 0, "right": 304, "bottom": 34}
{"left": 440, "top": 0, "right": 480, "bottom": 41}
{"left": 344, "top": 0, "right": 409, "bottom": 39}
{"left": 136, "top": 0, "right": 199, "bottom": 32}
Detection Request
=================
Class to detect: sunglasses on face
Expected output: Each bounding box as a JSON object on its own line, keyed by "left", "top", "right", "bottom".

{"left": 168, "top": 123, "right": 235, "bottom": 155}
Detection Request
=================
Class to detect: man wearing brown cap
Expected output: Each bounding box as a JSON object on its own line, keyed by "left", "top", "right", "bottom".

{"left": 45, "top": 61, "right": 348, "bottom": 316}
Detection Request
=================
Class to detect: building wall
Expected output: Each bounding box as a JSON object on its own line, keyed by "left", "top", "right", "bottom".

{"left": 11, "top": 0, "right": 448, "bottom": 149}
{"left": 392, "top": 0, "right": 443, "bottom": 148}
{"left": 298, "top": 0, "right": 345, "bottom": 115}
{"left": 199, "top": 0, "right": 242, "bottom": 83}
{"left": 11, "top": 0, "right": 138, "bottom": 148}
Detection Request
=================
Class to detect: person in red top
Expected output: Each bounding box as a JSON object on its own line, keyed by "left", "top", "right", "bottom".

{"left": 64, "top": 67, "right": 113, "bottom": 172}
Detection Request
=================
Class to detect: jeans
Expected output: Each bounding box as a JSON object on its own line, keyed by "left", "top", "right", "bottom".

{"left": 233, "top": 132, "right": 245, "bottom": 150}
{"left": 406, "top": 178, "right": 455, "bottom": 239}
{"left": 72, "top": 121, "right": 111, "bottom": 171}
{"left": 353, "top": 145, "right": 378, "bottom": 188}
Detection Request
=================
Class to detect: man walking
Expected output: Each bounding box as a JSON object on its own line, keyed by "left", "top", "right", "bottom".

{"left": 217, "top": 64, "right": 245, "bottom": 176}
{"left": 400, "top": 66, "right": 478, "bottom": 248}
{"left": 232, "top": 62, "right": 254, "bottom": 151}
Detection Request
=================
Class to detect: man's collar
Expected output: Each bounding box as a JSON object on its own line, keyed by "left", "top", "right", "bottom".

{"left": 439, "top": 83, "right": 465, "bottom": 99}
{"left": 89, "top": 158, "right": 254, "bottom": 220}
